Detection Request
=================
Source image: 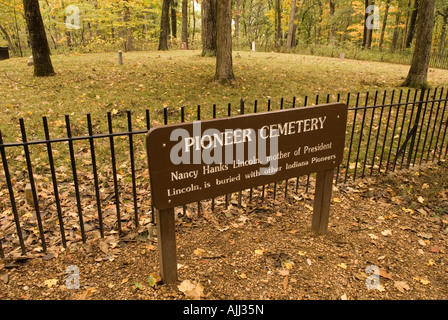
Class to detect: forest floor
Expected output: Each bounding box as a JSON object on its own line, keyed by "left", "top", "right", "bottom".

{"left": 1, "top": 50, "right": 447, "bottom": 302}
{"left": 1, "top": 160, "right": 447, "bottom": 301}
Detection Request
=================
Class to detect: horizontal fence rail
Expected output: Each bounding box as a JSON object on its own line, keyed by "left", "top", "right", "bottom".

{"left": 1, "top": 88, "right": 448, "bottom": 258}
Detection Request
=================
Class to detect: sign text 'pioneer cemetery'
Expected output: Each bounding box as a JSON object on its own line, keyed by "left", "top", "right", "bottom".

{"left": 146, "top": 102, "right": 348, "bottom": 283}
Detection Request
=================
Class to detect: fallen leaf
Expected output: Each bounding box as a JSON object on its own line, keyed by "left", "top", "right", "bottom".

{"left": 148, "top": 274, "right": 160, "bottom": 287}
{"left": 193, "top": 248, "right": 206, "bottom": 256}
{"left": 378, "top": 268, "right": 393, "bottom": 280}
{"left": 394, "top": 281, "right": 410, "bottom": 293}
{"left": 417, "top": 196, "right": 425, "bottom": 204}
{"left": 98, "top": 241, "right": 109, "bottom": 254}
{"left": 44, "top": 279, "right": 58, "bottom": 288}
{"left": 429, "top": 245, "right": 441, "bottom": 253}
{"left": 337, "top": 263, "right": 347, "bottom": 269}
{"left": 381, "top": 229, "right": 392, "bottom": 236}
{"left": 178, "top": 280, "right": 204, "bottom": 300}
{"left": 413, "top": 276, "right": 430, "bottom": 285}
{"left": 255, "top": 249, "right": 265, "bottom": 255}
{"left": 368, "top": 234, "right": 378, "bottom": 240}
{"left": 278, "top": 268, "right": 289, "bottom": 276}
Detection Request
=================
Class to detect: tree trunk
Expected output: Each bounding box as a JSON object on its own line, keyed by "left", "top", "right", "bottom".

{"left": 275, "top": 0, "right": 282, "bottom": 50}
{"left": 201, "top": 0, "right": 217, "bottom": 56}
{"left": 214, "top": 0, "right": 235, "bottom": 83}
{"left": 402, "top": 0, "right": 436, "bottom": 88}
{"left": 391, "top": 10, "right": 401, "bottom": 53}
{"left": 437, "top": 11, "right": 448, "bottom": 56}
{"left": 405, "top": 0, "right": 419, "bottom": 49}
{"left": 181, "top": 0, "right": 188, "bottom": 48}
{"left": 329, "top": 0, "right": 336, "bottom": 46}
{"left": 286, "top": 0, "right": 297, "bottom": 52}
{"left": 158, "top": 0, "right": 171, "bottom": 50}
{"left": 171, "top": 0, "right": 177, "bottom": 38}
{"left": 379, "top": 0, "right": 390, "bottom": 52}
{"left": 235, "top": 0, "right": 240, "bottom": 46}
{"left": 0, "top": 24, "right": 17, "bottom": 56}
{"left": 22, "top": 0, "right": 55, "bottom": 77}
{"left": 362, "top": 0, "right": 369, "bottom": 48}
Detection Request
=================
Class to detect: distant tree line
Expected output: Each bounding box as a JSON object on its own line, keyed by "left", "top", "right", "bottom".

{"left": 2, "top": 0, "right": 443, "bottom": 86}
{"left": 1, "top": 0, "right": 447, "bottom": 56}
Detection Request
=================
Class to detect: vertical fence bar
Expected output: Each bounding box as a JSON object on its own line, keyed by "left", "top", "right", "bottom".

{"left": 0, "top": 130, "right": 26, "bottom": 255}
{"left": 370, "top": 90, "right": 387, "bottom": 176}
{"left": 65, "top": 115, "right": 86, "bottom": 243}
{"left": 107, "top": 112, "right": 122, "bottom": 234}
{"left": 353, "top": 92, "right": 369, "bottom": 180}
{"left": 361, "top": 91, "right": 378, "bottom": 177}
{"left": 344, "top": 92, "right": 360, "bottom": 183}
{"left": 413, "top": 89, "right": 431, "bottom": 165}
{"left": 378, "top": 90, "right": 395, "bottom": 173}
{"left": 400, "top": 89, "right": 419, "bottom": 169}
{"left": 336, "top": 92, "right": 349, "bottom": 184}
{"left": 419, "top": 88, "right": 437, "bottom": 164}
{"left": 86, "top": 114, "right": 104, "bottom": 238}
{"left": 127, "top": 111, "right": 139, "bottom": 228}
{"left": 385, "top": 89, "right": 403, "bottom": 173}
{"left": 146, "top": 109, "right": 155, "bottom": 224}
{"left": 407, "top": 88, "right": 427, "bottom": 168}
{"left": 393, "top": 89, "right": 411, "bottom": 171}
{"left": 20, "top": 118, "right": 47, "bottom": 252}
{"left": 425, "top": 88, "right": 444, "bottom": 162}
{"left": 43, "top": 116, "right": 67, "bottom": 247}
{"left": 435, "top": 90, "right": 448, "bottom": 161}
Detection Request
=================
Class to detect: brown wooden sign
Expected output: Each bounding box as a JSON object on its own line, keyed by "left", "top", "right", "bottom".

{"left": 146, "top": 102, "right": 347, "bottom": 284}
{"left": 146, "top": 103, "right": 347, "bottom": 210}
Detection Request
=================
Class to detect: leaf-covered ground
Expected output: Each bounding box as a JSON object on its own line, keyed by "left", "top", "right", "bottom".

{"left": 1, "top": 160, "right": 447, "bottom": 300}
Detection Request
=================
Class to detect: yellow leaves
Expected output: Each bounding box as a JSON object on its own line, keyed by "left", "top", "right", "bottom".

{"left": 254, "top": 249, "right": 265, "bottom": 255}
{"left": 44, "top": 279, "right": 58, "bottom": 288}
{"left": 413, "top": 276, "right": 430, "bottom": 285}
{"left": 337, "top": 263, "right": 348, "bottom": 269}
{"left": 193, "top": 248, "right": 206, "bottom": 256}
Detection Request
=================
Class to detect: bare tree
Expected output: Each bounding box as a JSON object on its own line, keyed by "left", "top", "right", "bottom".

{"left": 286, "top": 0, "right": 297, "bottom": 52}
{"left": 402, "top": 0, "right": 436, "bottom": 88}
{"left": 181, "top": 0, "right": 188, "bottom": 48}
{"left": 158, "top": 0, "right": 170, "bottom": 50}
{"left": 22, "top": 0, "right": 55, "bottom": 76}
{"left": 201, "top": 0, "right": 217, "bottom": 56}
{"left": 214, "top": 0, "right": 234, "bottom": 82}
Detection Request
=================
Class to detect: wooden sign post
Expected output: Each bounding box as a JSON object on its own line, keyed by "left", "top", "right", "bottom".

{"left": 146, "top": 103, "right": 347, "bottom": 283}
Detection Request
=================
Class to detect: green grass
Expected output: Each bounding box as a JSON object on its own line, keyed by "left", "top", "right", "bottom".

{"left": 1, "top": 49, "right": 447, "bottom": 138}
{"left": 0, "top": 50, "right": 446, "bottom": 180}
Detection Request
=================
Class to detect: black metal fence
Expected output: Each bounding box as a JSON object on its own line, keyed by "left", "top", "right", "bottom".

{"left": 1, "top": 87, "right": 448, "bottom": 259}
